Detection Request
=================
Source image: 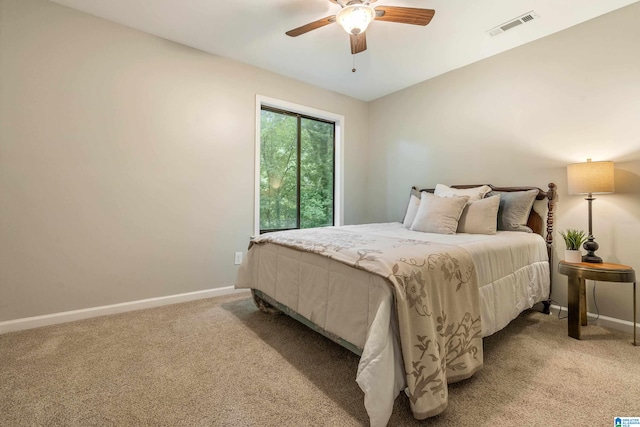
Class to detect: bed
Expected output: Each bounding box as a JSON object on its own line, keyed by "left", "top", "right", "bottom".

{"left": 235, "top": 183, "right": 556, "bottom": 426}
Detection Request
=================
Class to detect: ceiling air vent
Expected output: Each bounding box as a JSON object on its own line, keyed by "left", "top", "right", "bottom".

{"left": 487, "top": 11, "right": 539, "bottom": 37}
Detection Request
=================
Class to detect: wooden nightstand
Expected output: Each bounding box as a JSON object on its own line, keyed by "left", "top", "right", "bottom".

{"left": 558, "top": 261, "right": 637, "bottom": 345}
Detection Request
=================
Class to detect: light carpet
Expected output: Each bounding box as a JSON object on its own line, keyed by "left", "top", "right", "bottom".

{"left": 1, "top": 293, "right": 639, "bottom": 426}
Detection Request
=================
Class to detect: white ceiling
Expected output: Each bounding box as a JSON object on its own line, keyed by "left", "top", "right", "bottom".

{"left": 50, "top": 0, "right": 639, "bottom": 101}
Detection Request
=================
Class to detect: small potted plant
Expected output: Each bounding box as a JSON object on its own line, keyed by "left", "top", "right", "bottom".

{"left": 560, "top": 229, "right": 587, "bottom": 263}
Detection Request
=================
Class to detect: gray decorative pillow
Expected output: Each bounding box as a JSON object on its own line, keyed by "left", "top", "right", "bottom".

{"left": 457, "top": 194, "right": 501, "bottom": 234}
{"left": 489, "top": 189, "right": 539, "bottom": 233}
{"left": 402, "top": 188, "right": 421, "bottom": 228}
{"left": 410, "top": 192, "right": 469, "bottom": 234}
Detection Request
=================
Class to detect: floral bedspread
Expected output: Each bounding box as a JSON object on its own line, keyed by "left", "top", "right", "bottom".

{"left": 251, "top": 223, "right": 483, "bottom": 420}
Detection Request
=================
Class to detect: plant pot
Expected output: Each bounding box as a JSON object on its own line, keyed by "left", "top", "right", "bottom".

{"left": 565, "top": 249, "right": 582, "bottom": 263}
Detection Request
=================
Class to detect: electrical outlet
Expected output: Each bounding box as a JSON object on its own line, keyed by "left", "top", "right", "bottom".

{"left": 234, "top": 252, "right": 243, "bottom": 265}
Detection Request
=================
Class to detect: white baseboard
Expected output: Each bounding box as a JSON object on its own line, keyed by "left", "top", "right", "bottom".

{"left": 4, "top": 295, "right": 633, "bottom": 337}
{"left": 0, "top": 286, "right": 250, "bottom": 335}
{"left": 549, "top": 304, "right": 637, "bottom": 334}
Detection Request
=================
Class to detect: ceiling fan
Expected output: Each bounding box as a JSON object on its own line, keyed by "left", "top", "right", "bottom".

{"left": 285, "top": 0, "right": 435, "bottom": 55}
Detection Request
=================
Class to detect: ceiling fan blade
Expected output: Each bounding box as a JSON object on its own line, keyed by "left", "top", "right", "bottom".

{"left": 374, "top": 6, "right": 435, "bottom": 26}
{"left": 350, "top": 33, "right": 367, "bottom": 54}
{"left": 286, "top": 16, "right": 336, "bottom": 37}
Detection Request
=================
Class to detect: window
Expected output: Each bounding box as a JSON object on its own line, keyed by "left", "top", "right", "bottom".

{"left": 255, "top": 97, "right": 343, "bottom": 235}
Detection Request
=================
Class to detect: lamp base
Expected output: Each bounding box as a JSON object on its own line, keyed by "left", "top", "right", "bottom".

{"left": 582, "top": 254, "right": 603, "bottom": 263}
{"left": 582, "top": 236, "right": 603, "bottom": 263}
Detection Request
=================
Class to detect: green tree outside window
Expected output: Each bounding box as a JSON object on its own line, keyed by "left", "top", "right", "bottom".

{"left": 260, "top": 107, "right": 334, "bottom": 233}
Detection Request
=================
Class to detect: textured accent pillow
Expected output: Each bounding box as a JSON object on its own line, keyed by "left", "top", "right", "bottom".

{"left": 457, "top": 195, "right": 501, "bottom": 234}
{"left": 434, "top": 184, "right": 492, "bottom": 201}
{"left": 402, "top": 188, "right": 422, "bottom": 228}
{"left": 402, "top": 188, "right": 420, "bottom": 228}
{"left": 490, "top": 189, "right": 539, "bottom": 233}
{"left": 410, "top": 192, "right": 469, "bottom": 234}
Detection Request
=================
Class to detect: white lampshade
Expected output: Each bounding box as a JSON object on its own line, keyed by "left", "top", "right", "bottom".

{"left": 336, "top": 4, "right": 375, "bottom": 35}
{"left": 567, "top": 159, "right": 615, "bottom": 195}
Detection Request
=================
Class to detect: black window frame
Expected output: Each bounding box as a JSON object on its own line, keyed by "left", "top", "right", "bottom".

{"left": 259, "top": 105, "right": 336, "bottom": 234}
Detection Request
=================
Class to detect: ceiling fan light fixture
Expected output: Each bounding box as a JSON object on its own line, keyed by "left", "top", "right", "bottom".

{"left": 336, "top": 4, "right": 375, "bottom": 35}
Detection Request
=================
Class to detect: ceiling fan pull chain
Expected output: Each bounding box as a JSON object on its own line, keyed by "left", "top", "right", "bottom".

{"left": 352, "top": 54, "right": 356, "bottom": 73}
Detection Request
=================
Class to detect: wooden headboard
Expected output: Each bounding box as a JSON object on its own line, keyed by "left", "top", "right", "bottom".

{"left": 415, "top": 183, "right": 557, "bottom": 313}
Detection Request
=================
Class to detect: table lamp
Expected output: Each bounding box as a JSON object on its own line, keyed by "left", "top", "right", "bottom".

{"left": 567, "top": 158, "right": 614, "bottom": 263}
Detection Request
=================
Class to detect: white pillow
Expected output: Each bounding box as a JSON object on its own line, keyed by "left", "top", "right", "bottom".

{"left": 410, "top": 192, "right": 469, "bottom": 234}
{"left": 457, "top": 195, "right": 501, "bottom": 235}
{"left": 434, "top": 184, "right": 491, "bottom": 201}
{"left": 402, "top": 189, "right": 421, "bottom": 228}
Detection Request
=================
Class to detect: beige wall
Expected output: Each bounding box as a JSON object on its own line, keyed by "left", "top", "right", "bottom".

{"left": 367, "top": 3, "right": 640, "bottom": 323}
{"left": 3, "top": 0, "right": 640, "bottom": 327}
{"left": 0, "top": 0, "right": 369, "bottom": 321}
